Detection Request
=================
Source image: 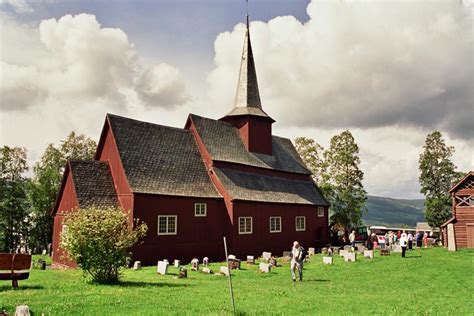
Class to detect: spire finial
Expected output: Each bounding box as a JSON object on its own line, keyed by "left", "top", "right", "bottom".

{"left": 246, "top": 0, "right": 249, "bottom": 29}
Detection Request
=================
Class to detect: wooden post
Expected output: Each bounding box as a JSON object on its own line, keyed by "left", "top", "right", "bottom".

{"left": 223, "top": 237, "right": 236, "bottom": 314}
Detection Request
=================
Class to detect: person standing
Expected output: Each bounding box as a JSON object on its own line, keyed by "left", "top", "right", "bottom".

{"left": 291, "top": 241, "right": 304, "bottom": 282}
{"left": 423, "top": 231, "right": 428, "bottom": 248}
{"left": 407, "top": 232, "right": 413, "bottom": 250}
{"left": 416, "top": 232, "right": 422, "bottom": 248}
{"left": 400, "top": 231, "right": 408, "bottom": 258}
{"left": 349, "top": 230, "right": 356, "bottom": 250}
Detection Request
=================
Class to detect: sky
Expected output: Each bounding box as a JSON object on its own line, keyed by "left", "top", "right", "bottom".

{"left": 0, "top": 0, "right": 472, "bottom": 199}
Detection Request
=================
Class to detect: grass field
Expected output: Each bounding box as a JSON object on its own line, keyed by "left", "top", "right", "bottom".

{"left": 1, "top": 247, "right": 473, "bottom": 315}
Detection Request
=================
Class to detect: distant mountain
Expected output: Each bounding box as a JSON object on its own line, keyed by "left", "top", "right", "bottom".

{"left": 362, "top": 195, "right": 425, "bottom": 227}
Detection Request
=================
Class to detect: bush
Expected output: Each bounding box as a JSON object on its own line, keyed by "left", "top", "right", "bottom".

{"left": 61, "top": 207, "right": 147, "bottom": 284}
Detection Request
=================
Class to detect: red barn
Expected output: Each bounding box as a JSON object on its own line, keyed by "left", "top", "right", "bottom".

{"left": 441, "top": 171, "right": 474, "bottom": 250}
{"left": 52, "top": 22, "right": 330, "bottom": 267}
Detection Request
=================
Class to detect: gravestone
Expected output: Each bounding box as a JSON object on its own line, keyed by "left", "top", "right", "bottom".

{"left": 327, "top": 248, "right": 334, "bottom": 256}
{"left": 332, "top": 247, "right": 340, "bottom": 255}
{"left": 174, "top": 260, "right": 180, "bottom": 268}
{"left": 228, "top": 257, "right": 241, "bottom": 270}
{"left": 178, "top": 267, "right": 187, "bottom": 278}
{"left": 282, "top": 251, "right": 292, "bottom": 258}
{"left": 259, "top": 262, "right": 271, "bottom": 273}
{"left": 42, "top": 249, "right": 47, "bottom": 256}
{"left": 447, "top": 223, "right": 456, "bottom": 252}
{"left": 308, "top": 247, "right": 316, "bottom": 256}
{"left": 246, "top": 255, "right": 255, "bottom": 264}
{"left": 358, "top": 245, "right": 366, "bottom": 253}
{"left": 364, "top": 250, "right": 374, "bottom": 259}
{"left": 339, "top": 250, "right": 348, "bottom": 257}
{"left": 262, "top": 252, "right": 272, "bottom": 262}
{"left": 202, "top": 267, "right": 212, "bottom": 274}
{"left": 344, "top": 245, "right": 352, "bottom": 251}
{"left": 269, "top": 257, "right": 277, "bottom": 267}
{"left": 321, "top": 248, "right": 328, "bottom": 255}
{"left": 15, "top": 305, "right": 30, "bottom": 316}
{"left": 392, "top": 245, "right": 402, "bottom": 253}
{"left": 203, "top": 257, "right": 209, "bottom": 266}
{"left": 344, "top": 252, "right": 356, "bottom": 262}
{"left": 163, "top": 259, "right": 169, "bottom": 264}
{"left": 380, "top": 249, "right": 390, "bottom": 256}
{"left": 133, "top": 261, "right": 142, "bottom": 270}
{"left": 191, "top": 258, "right": 199, "bottom": 271}
{"left": 220, "top": 266, "right": 229, "bottom": 276}
{"left": 323, "top": 256, "right": 333, "bottom": 265}
{"left": 157, "top": 261, "right": 169, "bottom": 275}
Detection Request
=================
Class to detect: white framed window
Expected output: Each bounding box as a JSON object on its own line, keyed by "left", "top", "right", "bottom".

{"left": 296, "top": 216, "right": 306, "bottom": 231}
{"left": 317, "top": 206, "right": 324, "bottom": 217}
{"left": 269, "top": 217, "right": 282, "bottom": 233}
{"left": 61, "top": 224, "right": 68, "bottom": 237}
{"left": 157, "top": 215, "right": 177, "bottom": 235}
{"left": 194, "top": 203, "right": 207, "bottom": 217}
{"left": 238, "top": 217, "right": 253, "bottom": 234}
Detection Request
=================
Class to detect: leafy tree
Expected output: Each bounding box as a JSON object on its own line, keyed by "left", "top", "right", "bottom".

{"left": 0, "top": 146, "right": 30, "bottom": 252}
{"left": 325, "top": 130, "right": 367, "bottom": 234}
{"left": 29, "top": 132, "right": 96, "bottom": 251}
{"left": 295, "top": 137, "right": 327, "bottom": 184}
{"left": 61, "top": 207, "right": 147, "bottom": 284}
{"left": 419, "top": 131, "right": 462, "bottom": 235}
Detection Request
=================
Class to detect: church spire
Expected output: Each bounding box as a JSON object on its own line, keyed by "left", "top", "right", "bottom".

{"left": 224, "top": 4, "right": 273, "bottom": 121}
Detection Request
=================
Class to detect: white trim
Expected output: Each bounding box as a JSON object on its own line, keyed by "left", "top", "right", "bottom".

{"left": 157, "top": 215, "right": 178, "bottom": 235}
{"left": 194, "top": 203, "right": 207, "bottom": 217}
{"left": 238, "top": 217, "right": 253, "bottom": 234}
{"left": 269, "top": 216, "right": 282, "bottom": 233}
{"left": 317, "top": 206, "right": 324, "bottom": 217}
{"left": 296, "top": 216, "right": 306, "bottom": 231}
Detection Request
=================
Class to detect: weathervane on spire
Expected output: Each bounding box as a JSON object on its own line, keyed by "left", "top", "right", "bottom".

{"left": 246, "top": 0, "right": 249, "bottom": 28}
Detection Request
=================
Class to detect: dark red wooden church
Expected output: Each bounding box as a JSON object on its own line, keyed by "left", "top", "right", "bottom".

{"left": 52, "top": 21, "right": 330, "bottom": 267}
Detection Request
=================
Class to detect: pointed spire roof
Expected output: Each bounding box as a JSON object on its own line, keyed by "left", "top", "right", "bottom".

{"left": 224, "top": 15, "right": 274, "bottom": 121}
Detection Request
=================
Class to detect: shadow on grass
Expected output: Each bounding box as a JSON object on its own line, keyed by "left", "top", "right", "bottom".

{"left": 404, "top": 256, "right": 422, "bottom": 259}
{"left": 303, "top": 279, "right": 330, "bottom": 282}
{"left": 111, "top": 281, "right": 190, "bottom": 288}
{"left": 0, "top": 285, "right": 44, "bottom": 292}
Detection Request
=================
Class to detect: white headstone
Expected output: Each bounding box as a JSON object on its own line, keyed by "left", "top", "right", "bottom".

{"left": 323, "top": 256, "right": 333, "bottom": 265}
{"left": 308, "top": 247, "right": 316, "bottom": 256}
{"left": 344, "top": 245, "right": 352, "bottom": 251}
{"left": 392, "top": 245, "right": 402, "bottom": 253}
{"left": 358, "top": 245, "right": 366, "bottom": 253}
{"left": 15, "top": 305, "right": 30, "bottom": 316}
{"left": 163, "top": 259, "right": 169, "bottom": 264}
{"left": 259, "top": 262, "right": 271, "bottom": 273}
{"left": 191, "top": 258, "right": 199, "bottom": 271}
{"left": 339, "top": 250, "right": 348, "bottom": 257}
{"left": 262, "top": 252, "right": 272, "bottom": 261}
{"left": 174, "top": 260, "right": 180, "bottom": 268}
{"left": 42, "top": 249, "right": 47, "bottom": 256}
{"left": 133, "top": 261, "right": 142, "bottom": 270}
{"left": 447, "top": 223, "right": 456, "bottom": 252}
{"left": 220, "top": 266, "right": 229, "bottom": 276}
{"left": 363, "top": 250, "right": 374, "bottom": 259}
{"left": 202, "top": 267, "right": 212, "bottom": 274}
{"left": 344, "top": 252, "right": 356, "bottom": 262}
{"left": 157, "top": 261, "right": 169, "bottom": 275}
{"left": 203, "top": 257, "right": 209, "bottom": 266}
{"left": 228, "top": 254, "right": 236, "bottom": 260}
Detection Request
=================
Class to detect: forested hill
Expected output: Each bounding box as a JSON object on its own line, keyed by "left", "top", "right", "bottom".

{"left": 362, "top": 195, "right": 425, "bottom": 227}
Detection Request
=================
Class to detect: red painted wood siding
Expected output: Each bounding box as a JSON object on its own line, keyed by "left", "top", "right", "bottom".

{"left": 52, "top": 170, "right": 78, "bottom": 267}
{"left": 132, "top": 194, "right": 228, "bottom": 265}
{"left": 220, "top": 116, "right": 273, "bottom": 155}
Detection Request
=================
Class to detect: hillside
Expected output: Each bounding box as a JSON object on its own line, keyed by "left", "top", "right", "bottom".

{"left": 362, "top": 195, "right": 425, "bottom": 227}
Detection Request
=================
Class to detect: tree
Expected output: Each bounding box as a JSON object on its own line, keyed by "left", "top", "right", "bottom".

{"left": 0, "top": 146, "right": 30, "bottom": 252}
{"left": 325, "top": 131, "right": 367, "bottom": 234}
{"left": 419, "top": 131, "right": 462, "bottom": 236}
{"left": 61, "top": 207, "right": 147, "bottom": 284}
{"left": 29, "top": 132, "right": 97, "bottom": 251}
{"left": 294, "top": 137, "right": 327, "bottom": 184}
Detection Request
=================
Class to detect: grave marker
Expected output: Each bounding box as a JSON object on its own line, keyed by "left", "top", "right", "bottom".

{"left": 157, "top": 261, "right": 169, "bottom": 275}
{"left": 203, "top": 257, "right": 209, "bottom": 266}
{"left": 344, "top": 252, "right": 356, "bottom": 262}
{"left": 308, "top": 247, "right": 316, "bottom": 256}
{"left": 246, "top": 255, "right": 255, "bottom": 264}
{"left": 179, "top": 267, "right": 187, "bottom": 278}
{"left": 323, "top": 256, "right": 333, "bottom": 265}
{"left": 259, "top": 262, "right": 271, "bottom": 273}
{"left": 133, "top": 261, "right": 142, "bottom": 270}
{"left": 220, "top": 266, "right": 229, "bottom": 276}
{"left": 364, "top": 250, "right": 374, "bottom": 259}
{"left": 191, "top": 258, "right": 199, "bottom": 271}
{"left": 174, "top": 260, "right": 180, "bottom": 268}
{"left": 339, "top": 250, "right": 348, "bottom": 257}
{"left": 262, "top": 252, "right": 272, "bottom": 262}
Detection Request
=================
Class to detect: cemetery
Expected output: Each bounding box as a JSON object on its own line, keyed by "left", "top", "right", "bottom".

{"left": 1, "top": 247, "right": 473, "bottom": 315}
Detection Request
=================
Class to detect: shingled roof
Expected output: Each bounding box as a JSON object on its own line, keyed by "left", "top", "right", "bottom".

{"left": 69, "top": 160, "right": 119, "bottom": 209}
{"left": 214, "top": 167, "right": 329, "bottom": 206}
{"left": 107, "top": 114, "right": 221, "bottom": 198}
{"left": 189, "top": 114, "right": 311, "bottom": 175}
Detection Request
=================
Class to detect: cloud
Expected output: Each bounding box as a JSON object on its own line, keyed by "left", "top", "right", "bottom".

{"left": 208, "top": 0, "right": 473, "bottom": 140}
{"left": 0, "top": 13, "right": 188, "bottom": 111}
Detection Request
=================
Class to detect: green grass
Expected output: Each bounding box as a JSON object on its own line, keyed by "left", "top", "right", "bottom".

{"left": 1, "top": 248, "right": 473, "bottom": 315}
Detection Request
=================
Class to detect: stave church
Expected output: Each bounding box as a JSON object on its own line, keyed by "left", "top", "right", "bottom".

{"left": 52, "top": 18, "right": 330, "bottom": 267}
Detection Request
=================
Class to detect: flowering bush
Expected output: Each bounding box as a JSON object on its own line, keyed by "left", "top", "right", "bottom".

{"left": 61, "top": 207, "right": 147, "bottom": 284}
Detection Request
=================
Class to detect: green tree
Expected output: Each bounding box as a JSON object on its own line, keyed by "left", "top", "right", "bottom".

{"left": 325, "top": 131, "right": 367, "bottom": 234}
{"left": 29, "top": 132, "right": 96, "bottom": 251}
{"left": 0, "top": 146, "right": 30, "bottom": 252}
{"left": 294, "top": 137, "right": 327, "bottom": 184}
{"left": 419, "top": 131, "right": 462, "bottom": 236}
{"left": 61, "top": 207, "right": 147, "bottom": 284}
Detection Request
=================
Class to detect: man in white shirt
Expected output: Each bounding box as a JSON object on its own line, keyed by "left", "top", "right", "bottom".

{"left": 400, "top": 231, "right": 408, "bottom": 258}
{"left": 407, "top": 232, "right": 413, "bottom": 250}
{"left": 291, "top": 241, "right": 304, "bottom": 282}
{"left": 349, "top": 230, "right": 356, "bottom": 249}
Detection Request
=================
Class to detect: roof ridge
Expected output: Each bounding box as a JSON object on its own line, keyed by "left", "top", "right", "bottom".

{"left": 107, "top": 113, "right": 189, "bottom": 133}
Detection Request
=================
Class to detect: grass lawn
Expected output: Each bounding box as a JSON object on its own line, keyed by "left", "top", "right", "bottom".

{"left": 1, "top": 247, "right": 473, "bottom": 315}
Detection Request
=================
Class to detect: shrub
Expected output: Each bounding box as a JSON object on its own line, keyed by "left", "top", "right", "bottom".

{"left": 61, "top": 207, "right": 147, "bottom": 284}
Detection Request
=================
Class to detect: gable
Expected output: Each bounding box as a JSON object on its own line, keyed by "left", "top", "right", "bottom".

{"left": 189, "top": 114, "right": 310, "bottom": 175}
{"left": 107, "top": 114, "right": 221, "bottom": 198}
